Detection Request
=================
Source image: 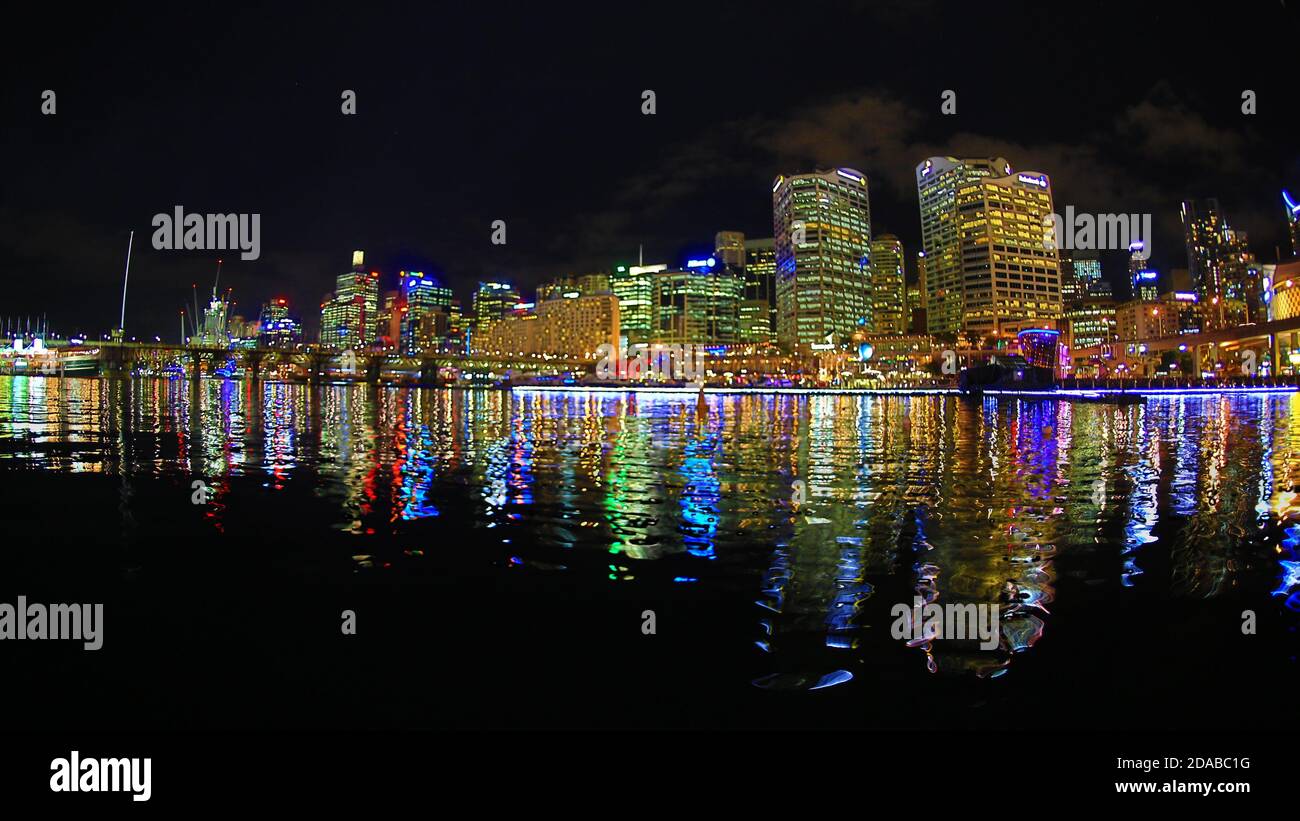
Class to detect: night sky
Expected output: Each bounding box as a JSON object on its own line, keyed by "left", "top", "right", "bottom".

{"left": 2, "top": 1, "right": 1296, "bottom": 341}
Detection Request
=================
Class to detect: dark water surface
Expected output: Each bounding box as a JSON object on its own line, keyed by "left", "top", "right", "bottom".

{"left": 2, "top": 376, "right": 1297, "bottom": 730}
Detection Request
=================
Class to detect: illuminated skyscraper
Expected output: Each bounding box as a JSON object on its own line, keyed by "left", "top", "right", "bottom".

{"left": 651, "top": 258, "right": 742, "bottom": 343}
{"left": 1126, "top": 242, "right": 1159, "bottom": 301}
{"left": 773, "top": 168, "right": 872, "bottom": 350}
{"left": 258, "top": 299, "right": 301, "bottom": 349}
{"left": 401, "top": 271, "right": 453, "bottom": 354}
{"left": 472, "top": 281, "right": 520, "bottom": 342}
{"left": 611, "top": 263, "right": 660, "bottom": 343}
{"left": 869, "top": 234, "right": 906, "bottom": 335}
{"left": 715, "top": 231, "right": 746, "bottom": 270}
{"left": 951, "top": 168, "right": 1062, "bottom": 338}
{"left": 322, "top": 250, "right": 380, "bottom": 349}
{"left": 916, "top": 157, "right": 1010, "bottom": 335}
{"left": 1181, "top": 199, "right": 1252, "bottom": 328}
{"left": 741, "top": 237, "right": 776, "bottom": 345}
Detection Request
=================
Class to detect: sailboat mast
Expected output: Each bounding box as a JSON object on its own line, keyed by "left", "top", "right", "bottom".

{"left": 119, "top": 230, "right": 134, "bottom": 331}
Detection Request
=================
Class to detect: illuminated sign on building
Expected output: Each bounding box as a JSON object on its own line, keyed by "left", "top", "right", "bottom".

{"left": 1017, "top": 173, "right": 1048, "bottom": 189}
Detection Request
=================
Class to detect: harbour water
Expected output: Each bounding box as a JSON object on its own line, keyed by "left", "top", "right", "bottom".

{"left": 2, "top": 376, "right": 1297, "bottom": 730}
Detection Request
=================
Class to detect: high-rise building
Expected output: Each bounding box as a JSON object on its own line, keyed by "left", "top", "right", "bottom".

{"left": 773, "top": 168, "right": 873, "bottom": 350}
{"left": 1160, "top": 290, "right": 1203, "bottom": 335}
{"left": 715, "top": 231, "right": 746, "bottom": 270}
{"left": 1067, "top": 250, "right": 1113, "bottom": 299}
{"left": 1132, "top": 268, "right": 1159, "bottom": 301}
{"left": 869, "top": 234, "right": 907, "bottom": 335}
{"left": 1059, "top": 253, "right": 1084, "bottom": 307}
{"left": 741, "top": 237, "right": 776, "bottom": 345}
{"left": 611, "top": 263, "right": 659, "bottom": 343}
{"left": 916, "top": 156, "right": 1010, "bottom": 335}
{"left": 651, "top": 259, "right": 742, "bottom": 344}
{"left": 1181, "top": 199, "right": 1251, "bottom": 329}
{"left": 258, "top": 299, "right": 302, "bottom": 349}
{"left": 321, "top": 251, "right": 380, "bottom": 349}
{"left": 376, "top": 290, "right": 403, "bottom": 348}
{"left": 401, "top": 271, "right": 454, "bottom": 354}
{"left": 472, "top": 281, "right": 521, "bottom": 342}
{"left": 1063, "top": 297, "right": 1117, "bottom": 350}
{"left": 954, "top": 169, "right": 1062, "bottom": 339}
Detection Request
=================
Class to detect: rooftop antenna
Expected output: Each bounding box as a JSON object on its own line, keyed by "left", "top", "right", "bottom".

{"left": 638, "top": 244, "right": 643, "bottom": 267}
{"left": 118, "top": 230, "right": 134, "bottom": 332}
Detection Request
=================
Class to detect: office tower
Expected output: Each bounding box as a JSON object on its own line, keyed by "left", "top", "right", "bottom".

{"left": 1181, "top": 198, "right": 1251, "bottom": 329}
{"left": 1128, "top": 242, "right": 1148, "bottom": 277}
{"left": 1286, "top": 191, "right": 1300, "bottom": 258}
{"left": 611, "top": 263, "right": 660, "bottom": 343}
{"left": 472, "top": 281, "right": 521, "bottom": 340}
{"left": 651, "top": 258, "right": 742, "bottom": 343}
{"left": 869, "top": 234, "right": 907, "bottom": 335}
{"left": 446, "top": 299, "right": 466, "bottom": 353}
{"left": 400, "top": 271, "right": 454, "bottom": 354}
{"left": 1161, "top": 290, "right": 1203, "bottom": 335}
{"left": 715, "top": 231, "right": 746, "bottom": 270}
{"left": 1063, "top": 297, "right": 1117, "bottom": 350}
{"left": 916, "top": 156, "right": 1010, "bottom": 335}
{"left": 319, "top": 292, "right": 345, "bottom": 347}
{"left": 376, "top": 290, "right": 403, "bottom": 348}
{"left": 321, "top": 251, "right": 380, "bottom": 350}
{"left": 716, "top": 231, "right": 763, "bottom": 345}
{"left": 1132, "top": 268, "right": 1159, "bottom": 301}
{"left": 1059, "top": 253, "right": 1083, "bottom": 306}
{"left": 741, "top": 237, "right": 776, "bottom": 345}
{"left": 1127, "top": 242, "right": 1159, "bottom": 299}
{"left": 773, "top": 168, "right": 873, "bottom": 349}
{"left": 953, "top": 169, "right": 1062, "bottom": 338}
{"left": 259, "top": 299, "right": 302, "bottom": 349}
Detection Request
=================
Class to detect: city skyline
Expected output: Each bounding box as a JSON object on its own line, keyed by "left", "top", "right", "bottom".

{"left": 3, "top": 3, "right": 1297, "bottom": 342}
